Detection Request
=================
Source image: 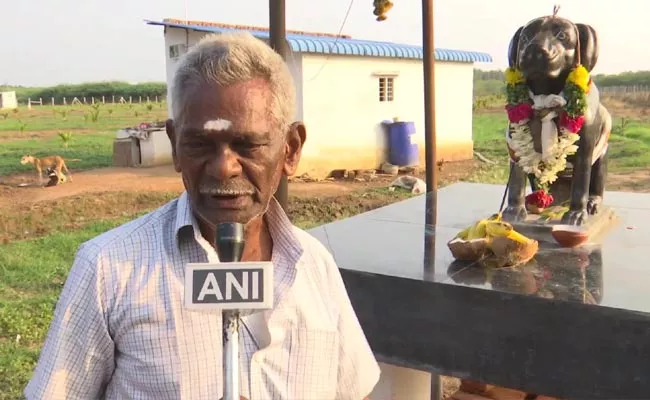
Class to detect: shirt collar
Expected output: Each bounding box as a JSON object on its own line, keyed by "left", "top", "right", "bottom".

{"left": 173, "top": 191, "right": 304, "bottom": 266}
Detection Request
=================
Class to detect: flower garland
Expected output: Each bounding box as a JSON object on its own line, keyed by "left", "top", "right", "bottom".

{"left": 504, "top": 66, "right": 590, "bottom": 192}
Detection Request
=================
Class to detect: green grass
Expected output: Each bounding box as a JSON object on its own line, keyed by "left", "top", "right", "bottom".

{"left": 471, "top": 112, "right": 650, "bottom": 175}
{"left": 0, "top": 133, "right": 115, "bottom": 175}
{"left": 0, "top": 103, "right": 168, "bottom": 133}
{"left": 607, "top": 118, "right": 650, "bottom": 171}
{"left": 0, "top": 219, "right": 128, "bottom": 399}
{"left": 472, "top": 112, "right": 510, "bottom": 163}
{"left": 0, "top": 102, "right": 169, "bottom": 176}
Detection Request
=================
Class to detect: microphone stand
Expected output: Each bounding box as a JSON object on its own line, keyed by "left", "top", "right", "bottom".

{"left": 215, "top": 223, "right": 246, "bottom": 400}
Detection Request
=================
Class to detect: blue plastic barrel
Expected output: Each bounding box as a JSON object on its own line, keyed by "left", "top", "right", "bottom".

{"left": 387, "top": 121, "right": 419, "bottom": 166}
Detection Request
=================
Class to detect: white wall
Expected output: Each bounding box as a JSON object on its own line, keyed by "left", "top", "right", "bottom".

{"left": 0, "top": 91, "right": 18, "bottom": 109}
{"left": 298, "top": 54, "right": 475, "bottom": 176}
{"left": 161, "top": 27, "right": 476, "bottom": 177}
{"left": 163, "top": 28, "right": 304, "bottom": 121}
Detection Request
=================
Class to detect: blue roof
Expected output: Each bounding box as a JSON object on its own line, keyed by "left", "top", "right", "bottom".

{"left": 145, "top": 20, "right": 493, "bottom": 63}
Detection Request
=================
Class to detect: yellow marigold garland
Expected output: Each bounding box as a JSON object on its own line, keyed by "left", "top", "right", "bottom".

{"left": 504, "top": 64, "right": 591, "bottom": 192}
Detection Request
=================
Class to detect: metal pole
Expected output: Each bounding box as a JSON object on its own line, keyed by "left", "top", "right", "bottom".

{"left": 269, "top": 0, "right": 290, "bottom": 212}
{"left": 423, "top": 0, "right": 438, "bottom": 228}
{"left": 223, "top": 311, "right": 240, "bottom": 400}
{"left": 216, "top": 222, "right": 246, "bottom": 400}
{"left": 422, "top": 0, "right": 441, "bottom": 398}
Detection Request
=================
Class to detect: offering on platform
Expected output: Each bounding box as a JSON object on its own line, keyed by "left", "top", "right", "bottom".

{"left": 551, "top": 225, "right": 589, "bottom": 248}
{"left": 448, "top": 214, "right": 539, "bottom": 268}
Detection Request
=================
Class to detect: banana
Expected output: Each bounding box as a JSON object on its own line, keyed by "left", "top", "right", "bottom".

{"left": 488, "top": 212, "right": 502, "bottom": 222}
{"left": 464, "top": 224, "right": 478, "bottom": 240}
{"left": 454, "top": 226, "right": 472, "bottom": 240}
{"left": 454, "top": 213, "right": 509, "bottom": 242}
{"left": 466, "top": 219, "right": 490, "bottom": 240}
{"left": 456, "top": 217, "right": 490, "bottom": 241}
{"left": 475, "top": 219, "right": 489, "bottom": 238}
{"left": 450, "top": 212, "right": 536, "bottom": 266}
{"left": 484, "top": 220, "right": 510, "bottom": 236}
{"left": 484, "top": 220, "right": 530, "bottom": 244}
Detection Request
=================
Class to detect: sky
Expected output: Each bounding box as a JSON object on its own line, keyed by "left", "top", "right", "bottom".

{"left": 0, "top": 0, "right": 647, "bottom": 87}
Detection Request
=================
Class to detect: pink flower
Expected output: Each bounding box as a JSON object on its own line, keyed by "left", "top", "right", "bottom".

{"left": 560, "top": 113, "right": 585, "bottom": 133}
{"left": 506, "top": 103, "right": 533, "bottom": 124}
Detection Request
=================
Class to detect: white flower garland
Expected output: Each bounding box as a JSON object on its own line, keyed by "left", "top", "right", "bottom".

{"left": 509, "top": 121, "right": 580, "bottom": 186}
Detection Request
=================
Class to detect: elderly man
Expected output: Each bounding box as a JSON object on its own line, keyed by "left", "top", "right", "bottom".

{"left": 25, "top": 32, "right": 380, "bottom": 400}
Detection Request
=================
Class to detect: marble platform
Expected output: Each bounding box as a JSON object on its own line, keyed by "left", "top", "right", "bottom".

{"left": 308, "top": 182, "right": 650, "bottom": 399}
{"left": 511, "top": 205, "right": 617, "bottom": 243}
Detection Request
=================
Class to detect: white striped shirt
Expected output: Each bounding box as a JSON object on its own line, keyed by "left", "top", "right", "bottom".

{"left": 25, "top": 192, "right": 380, "bottom": 399}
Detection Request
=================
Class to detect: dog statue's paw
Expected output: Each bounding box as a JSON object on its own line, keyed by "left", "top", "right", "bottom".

{"left": 587, "top": 196, "right": 602, "bottom": 215}
{"left": 561, "top": 209, "right": 589, "bottom": 226}
{"left": 502, "top": 205, "right": 527, "bottom": 222}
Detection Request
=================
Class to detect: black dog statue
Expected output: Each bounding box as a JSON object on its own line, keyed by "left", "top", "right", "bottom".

{"left": 502, "top": 12, "right": 612, "bottom": 226}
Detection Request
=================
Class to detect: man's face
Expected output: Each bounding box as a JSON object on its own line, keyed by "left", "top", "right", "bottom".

{"left": 166, "top": 78, "right": 305, "bottom": 227}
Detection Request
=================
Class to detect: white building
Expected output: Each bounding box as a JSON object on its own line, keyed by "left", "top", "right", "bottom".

{"left": 0, "top": 91, "right": 18, "bottom": 109}
{"left": 146, "top": 19, "right": 493, "bottom": 178}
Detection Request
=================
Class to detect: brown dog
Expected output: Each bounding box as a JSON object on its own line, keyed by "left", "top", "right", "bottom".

{"left": 20, "top": 155, "right": 80, "bottom": 185}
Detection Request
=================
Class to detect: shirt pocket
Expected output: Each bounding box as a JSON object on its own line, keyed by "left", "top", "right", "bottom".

{"left": 287, "top": 327, "right": 339, "bottom": 400}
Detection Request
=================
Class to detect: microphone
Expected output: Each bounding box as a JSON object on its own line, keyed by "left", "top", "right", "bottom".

{"left": 215, "top": 223, "right": 245, "bottom": 263}
{"left": 216, "top": 223, "right": 245, "bottom": 400}
{"left": 183, "top": 222, "right": 274, "bottom": 400}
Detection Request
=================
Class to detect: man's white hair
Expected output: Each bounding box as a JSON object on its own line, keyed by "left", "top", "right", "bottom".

{"left": 170, "top": 31, "right": 296, "bottom": 132}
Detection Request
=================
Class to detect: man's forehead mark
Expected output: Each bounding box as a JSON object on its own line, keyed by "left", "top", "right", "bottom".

{"left": 203, "top": 119, "right": 233, "bottom": 131}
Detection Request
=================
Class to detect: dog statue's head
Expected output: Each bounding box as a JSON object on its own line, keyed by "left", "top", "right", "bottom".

{"left": 508, "top": 16, "right": 599, "bottom": 80}
{"left": 20, "top": 155, "right": 34, "bottom": 165}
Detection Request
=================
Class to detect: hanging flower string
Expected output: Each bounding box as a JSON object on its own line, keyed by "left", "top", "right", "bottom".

{"left": 504, "top": 65, "right": 591, "bottom": 193}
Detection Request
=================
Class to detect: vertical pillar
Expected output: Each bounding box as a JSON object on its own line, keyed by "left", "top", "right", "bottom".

{"left": 422, "top": 0, "right": 438, "bottom": 228}
{"left": 269, "top": 0, "right": 290, "bottom": 212}
{"left": 422, "top": 0, "right": 441, "bottom": 397}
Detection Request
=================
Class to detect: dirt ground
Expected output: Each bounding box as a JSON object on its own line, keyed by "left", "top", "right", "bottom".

{"left": 1, "top": 158, "right": 647, "bottom": 208}
{"left": 0, "top": 165, "right": 186, "bottom": 205}
{"left": 0, "top": 165, "right": 380, "bottom": 206}
{"left": 0, "top": 161, "right": 474, "bottom": 207}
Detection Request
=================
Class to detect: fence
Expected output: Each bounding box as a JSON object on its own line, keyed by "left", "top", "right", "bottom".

{"left": 599, "top": 86, "right": 650, "bottom": 106}
{"left": 24, "top": 95, "right": 167, "bottom": 108}
{"left": 599, "top": 85, "right": 650, "bottom": 94}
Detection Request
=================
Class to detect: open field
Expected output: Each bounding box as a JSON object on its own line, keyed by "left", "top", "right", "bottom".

{"left": 0, "top": 102, "right": 168, "bottom": 177}
{"left": 2, "top": 96, "right": 650, "bottom": 399}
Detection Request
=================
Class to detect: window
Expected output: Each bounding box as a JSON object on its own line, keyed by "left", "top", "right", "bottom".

{"left": 378, "top": 77, "right": 394, "bottom": 102}
{"left": 169, "top": 44, "right": 188, "bottom": 60}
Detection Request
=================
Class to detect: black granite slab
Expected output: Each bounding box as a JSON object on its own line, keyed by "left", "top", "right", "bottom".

{"left": 308, "top": 183, "right": 650, "bottom": 398}
{"left": 510, "top": 205, "right": 617, "bottom": 244}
